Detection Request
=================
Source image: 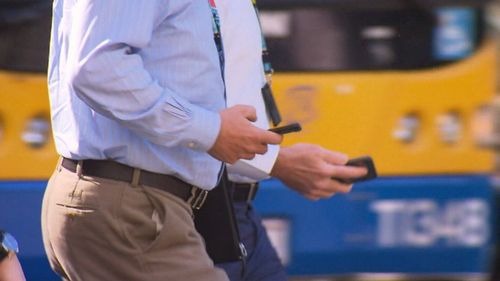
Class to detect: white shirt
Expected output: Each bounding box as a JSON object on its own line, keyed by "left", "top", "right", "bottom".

{"left": 217, "top": 0, "right": 280, "bottom": 183}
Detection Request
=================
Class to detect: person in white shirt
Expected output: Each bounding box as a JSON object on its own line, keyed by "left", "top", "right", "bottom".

{"left": 214, "top": 0, "right": 367, "bottom": 280}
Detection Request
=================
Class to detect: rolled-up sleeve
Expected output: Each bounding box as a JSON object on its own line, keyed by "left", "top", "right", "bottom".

{"left": 67, "top": 0, "right": 221, "bottom": 151}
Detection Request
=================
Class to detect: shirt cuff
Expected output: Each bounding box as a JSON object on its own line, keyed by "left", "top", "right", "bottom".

{"left": 227, "top": 144, "right": 280, "bottom": 182}
{"left": 181, "top": 106, "right": 221, "bottom": 152}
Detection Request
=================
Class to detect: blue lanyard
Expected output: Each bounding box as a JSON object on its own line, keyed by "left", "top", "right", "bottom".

{"left": 251, "top": 0, "right": 273, "bottom": 83}
{"left": 208, "top": 0, "right": 225, "bottom": 80}
{"left": 207, "top": 0, "right": 274, "bottom": 83}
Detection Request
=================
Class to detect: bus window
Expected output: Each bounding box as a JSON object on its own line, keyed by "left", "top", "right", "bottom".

{"left": 259, "top": 4, "right": 485, "bottom": 71}
{"left": 0, "top": 0, "right": 52, "bottom": 72}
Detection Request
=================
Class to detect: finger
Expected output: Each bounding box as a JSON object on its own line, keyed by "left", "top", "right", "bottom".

{"left": 326, "top": 192, "right": 337, "bottom": 198}
{"left": 333, "top": 182, "right": 353, "bottom": 193}
{"left": 331, "top": 165, "right": 368, "bottom": 180}
{"left": 316, "top": 162, "right": 339, "bottom": 178}
{"left": 322, "top": 150, "right": 349, "bottom": 165}
{"left": 308, "top": 188, "right": 337, "bottom": 199}
{"left": 254, "top": 143, "right": 268, "bottom": 155}
{"left": 237, "top": 105, "right": 257, "bottom": 122}
{"left": 304, "top": 194, "right": 321, "bottom": 201}
{"left": 259, "top": 130, "right": 283, "bottom": 145}
{"left": 317, "top": 179, "right": 353, "bottom": 194}
{"left": 240, "top": 153, "right": 256, "bottom": 160}
{"left": 225, "top": 156, "right": 238, "bottom": 165}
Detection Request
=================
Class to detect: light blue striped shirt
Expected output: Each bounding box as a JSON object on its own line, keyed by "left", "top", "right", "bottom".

{"left": 48, "top": 0, "right": 225, "bottom": 189}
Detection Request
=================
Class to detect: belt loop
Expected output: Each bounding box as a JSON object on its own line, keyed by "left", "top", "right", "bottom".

{"left": 76, "top": 160, "right": 83, "bottom": 178}
{"left": 131, "top": 168, "right": 141, "bottom": 187}
{"left": 247, "top": 183, "right": 257, "bottom": 203}
{"left": 57, "top": 157, "right": 63, "bottom": 172}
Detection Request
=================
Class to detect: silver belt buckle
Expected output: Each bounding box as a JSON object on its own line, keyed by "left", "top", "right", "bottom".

{"left": 188, "top": 186, "right": 209, "bottom": 210}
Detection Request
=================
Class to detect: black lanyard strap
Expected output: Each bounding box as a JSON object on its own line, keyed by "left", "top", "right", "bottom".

{"left": 208, "top": 0, "right": 282, "bottom": 126}
{"left": 251, "top": 0, "right": 282, "bottom": 125}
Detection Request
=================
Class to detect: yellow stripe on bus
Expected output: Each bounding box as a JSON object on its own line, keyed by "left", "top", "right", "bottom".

{"left": 0, "top": 71, "right": 57, "bottom": 179}
{"left": 0, "top": 41, "right": 496, "bottom": 179}
{"left": 273, "top": 41, "right": 496, "bottom": 175}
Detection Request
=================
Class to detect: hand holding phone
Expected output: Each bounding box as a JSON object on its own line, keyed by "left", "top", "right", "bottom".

{"left": 268, "top": 122, "right": 302, "bottom": 135}
{"left": 332, "top": 156, "right": 377, "bottom": 183}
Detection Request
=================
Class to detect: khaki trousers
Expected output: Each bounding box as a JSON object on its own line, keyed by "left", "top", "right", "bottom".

{"left": 41, "top": 160, "right": 228, "bottom": 281}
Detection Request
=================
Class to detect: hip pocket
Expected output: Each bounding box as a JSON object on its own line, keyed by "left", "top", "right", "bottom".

{"left": 118, "top": 184, "right": 165, "bottom": 253}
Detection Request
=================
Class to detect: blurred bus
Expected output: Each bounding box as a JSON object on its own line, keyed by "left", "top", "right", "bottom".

{"left": 255, "top": 0, "right": 499, "bottom": 280}
{"left": 0, "top": 0, "right": 498, "bottom": 280}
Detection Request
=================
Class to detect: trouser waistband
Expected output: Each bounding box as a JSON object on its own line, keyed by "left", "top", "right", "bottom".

{"left": 228, "top": 181, "right": 259, "bottom": 203}
{"left": 60, "top": 157, "right": 208, "bottom": 210}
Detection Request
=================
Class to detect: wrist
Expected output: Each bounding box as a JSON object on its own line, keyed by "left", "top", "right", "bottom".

{"left": 270, "top": 146, "right": 289, "bottom": 178}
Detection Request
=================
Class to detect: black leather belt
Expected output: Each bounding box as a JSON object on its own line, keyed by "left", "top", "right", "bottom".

{"left": 61, "top": 158, "right": 208, "bottom": 209}
{"left": 229, "top": 182, "right": 259, "bottom": 203}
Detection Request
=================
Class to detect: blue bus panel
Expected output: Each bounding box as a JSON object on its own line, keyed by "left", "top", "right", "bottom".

{"left": 255, "top": 175, "right": 497, "bottom": 277}
{"left": 0, "top": 175, "right": 496, "bottom": 280}
{"left": 0, "top": 181, "right": 59, "bottom": 281}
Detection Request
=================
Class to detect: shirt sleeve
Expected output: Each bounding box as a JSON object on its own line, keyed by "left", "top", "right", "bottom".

{"left": 66, "top": 0, "right": 221, "bottom": 152}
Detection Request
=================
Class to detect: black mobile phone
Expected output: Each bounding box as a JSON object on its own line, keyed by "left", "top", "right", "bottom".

{"left": 268, "top": 122, "right": 302, "bottom": 135}
{"left": 333, "top": 156, "right": 378, "bottom": 183}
